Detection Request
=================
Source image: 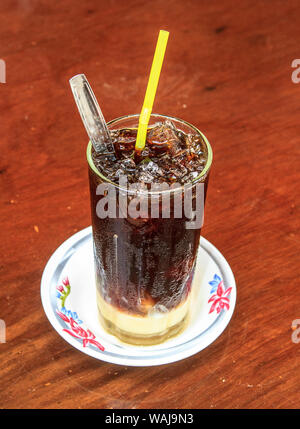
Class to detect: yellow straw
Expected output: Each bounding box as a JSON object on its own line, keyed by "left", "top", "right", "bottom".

{"left": 135, "top": 30, "right": 169, "bottom": 151}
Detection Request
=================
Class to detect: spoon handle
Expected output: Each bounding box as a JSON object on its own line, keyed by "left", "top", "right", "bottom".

{"left": 69, "top": 74, "right": 115, "bottom": 156}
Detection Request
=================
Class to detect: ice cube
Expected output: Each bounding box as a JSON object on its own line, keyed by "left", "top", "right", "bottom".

{"left": 114, "top": 129, "right": 136, "bottom": 154}
{"left": 121, "top": 158, "right": 136, "bottom": 171}
{"left": 147, "top": 121, "right": 181, "bottom": 155}
{"left": 139, "top": 160, "right": 164, "bottom": 180}
{"left": 138, "top": 171, "right": 155, "bottom": 183}
{"left": 140, "top": 160, "right": 155, "bottom": 172}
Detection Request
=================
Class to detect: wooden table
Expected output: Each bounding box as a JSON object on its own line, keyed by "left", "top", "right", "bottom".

{"left": 0, "top": 0, "right": 299, "bottom": 409}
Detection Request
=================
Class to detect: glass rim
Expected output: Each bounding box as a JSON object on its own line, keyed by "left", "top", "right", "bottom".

{"left": 86, "top": 113, "right": 213, "bottom": 195}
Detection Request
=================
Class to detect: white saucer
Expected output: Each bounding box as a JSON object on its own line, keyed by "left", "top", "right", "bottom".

{"left": 41, "top": 227, "right": 236, "bottom": 367}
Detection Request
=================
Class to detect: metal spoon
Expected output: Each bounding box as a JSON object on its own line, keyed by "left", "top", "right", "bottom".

{"left": 69, "top": 74, "right": 115, "bottom": 157}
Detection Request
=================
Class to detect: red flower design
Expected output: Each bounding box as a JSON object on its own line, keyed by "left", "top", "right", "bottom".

{"left": 56, "top": 309, "right": 104, "bottom": 351}
{"left": 62, "top": 277, "right": 70, "bottom": 286}
{"left": 208, "top": 280, "right": 232, "bottom": 314}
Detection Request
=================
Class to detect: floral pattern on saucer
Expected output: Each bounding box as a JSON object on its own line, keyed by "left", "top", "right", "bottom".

{"left": 55, "top": 277, "right": 105, "bottom": 351}
{"left": 208, "top": 274, "right": 232, "bottom": 314}
{"left": 54, "top": 274, "right": 231, "bottom": 353}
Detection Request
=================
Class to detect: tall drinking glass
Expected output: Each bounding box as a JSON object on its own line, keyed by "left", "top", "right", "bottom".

{"left": 87, "top": 114, "right": 212, "bottom": 345}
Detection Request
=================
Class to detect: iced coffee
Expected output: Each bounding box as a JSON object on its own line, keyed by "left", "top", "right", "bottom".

{"left": 87, "top": 114, "right": 212, "bottom": 345}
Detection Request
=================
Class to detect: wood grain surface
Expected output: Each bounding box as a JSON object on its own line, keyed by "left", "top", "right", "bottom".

{"left": 0, "top": 0, "right": 299, "bottom": 409}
